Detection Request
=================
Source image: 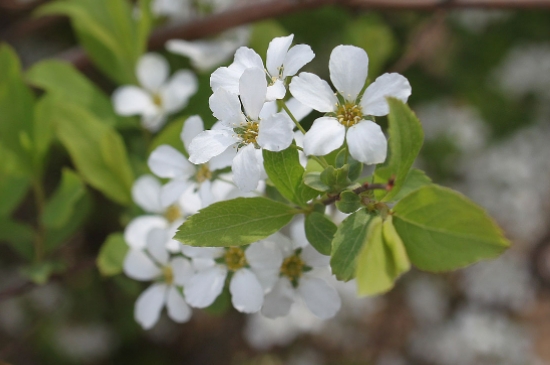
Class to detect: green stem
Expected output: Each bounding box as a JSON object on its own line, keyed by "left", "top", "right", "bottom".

{"left": 279, "top": 100, "right": 307, "bottom": 134}
{"left": 32, "top": 179, "right": 46, "bottom": 263}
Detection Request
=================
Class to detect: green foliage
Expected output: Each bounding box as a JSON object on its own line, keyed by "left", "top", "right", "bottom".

{"left": 0, "top": 144, "right": 30, "bottom": 216}
{"left": 149, "top": 117, "right": 187, "bottom": 155}
{"left": 0, "top": 218, "right": 34, "bottom": 260}
{"left": 41, "top": 169, "right": 87, "bottom": 229}
{"left": 21, "top": 261, "right": 66, "bottom": 285}
{"left": 330, "top": 209, "right": 374, "bottom": 281}
{"left": 263, "top": 147, "right": 318, "bottom": 207}
{"left": 320, "top": 165, "right": 350, "bottom": 193}
{"left": 304, "top": 212, "right": 337, "bottom": 255}
{"left": 392, "top": 185, "right": 510, "bottom": 271}
{"left": 43, "top": 98, "right": 134, "bottom": 205}
{"left": 37, "top": 0, "right": 152, "bottom": 84}
{"left": 390, "top": 168, "right": 432, "bottom": 202}
{"left": 44, "top": 194, "right": 91, "bottom": 253}
{"left": 356, "top": 216, "right": 410, "bottom": 296}
{"left": 97, "top": 233, "right": 129, "bottom": 276}
{"left": 374, "top": 98, "right": 424, "bottom": 202}
{"left": 175, "top": 197, "right": 297, "bottom": 247}
{"left": 335, "top": 190, "right": 362, "bottom": 214}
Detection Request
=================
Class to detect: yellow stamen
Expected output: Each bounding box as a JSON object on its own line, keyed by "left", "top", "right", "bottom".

{"left": 225, "top": 247, "right": 247, "bottom": 271}
{"left": 196, "top": 164, "right": 212, "bottom": 183}
{"left": 163, "top": 266, "right": 174, "bottom": 285}
{"left": 280, "top": 254, "right": 305, "bottom": 281}
{"left": 336, "top": 102, "right": 363, "bottom": 127}
{"left": 240, "top": 121, "right": 260, "bottom": 145}
{"left": 164, "top": 205, "right": 182, "bottom": 223}
{"left": 152, "top": 93, "right": 163, "bottom": 107}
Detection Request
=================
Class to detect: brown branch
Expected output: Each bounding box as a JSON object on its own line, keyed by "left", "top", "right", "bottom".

{"left": 322, "top": 178, "right": 394, "bottom": 206}
{"left": 349, "top": 0, "right": 550, "bottom": 9}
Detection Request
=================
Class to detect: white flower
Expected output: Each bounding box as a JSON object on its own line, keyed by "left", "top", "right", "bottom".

{"left": 167, "top": 27, "right": 250, "bottom": 72}
{"left": 151, "top": 0, "right": 192, "bottom": 20}
{"left": 112, "top": 53, "right": 198, "bottom": 132}
{"left": 210, "top": 34, "right": 314, "bottom": 101}
{"left": 148, "top": 115, "right": 236, "bottom": 207}
{"left": 260, "top": 230, "right": 341, "bottom": 320}
{"left": 188, "top": 67, "right": 294, "bottom": 192}
{"left": 183, "top": 239, "right": 283, "bottom": 313}
{"left": 124, "top": 175, "right": 201, "bottom": 252}
{"left": 289, "top": 45, "right": 412, "bottom": 164}
{"left": 123, "top": 229, "right": 194, "bottom": 329}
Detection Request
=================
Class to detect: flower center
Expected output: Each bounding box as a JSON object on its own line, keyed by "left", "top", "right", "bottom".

{"left": 224, "top": 247, "right": 247, "bottom": 271}
{"left": 195, "top": 164, "right": 212, "bottom": 183}
{"left": 163, "top": 266, "right": 174, "bottom": 285}
{"left": 336, "top": 102, "right": 363, "bottom": 127}
{"left": 280, "top": 254, "right": 305, "bottom": 281}
{"left": 164, "top": 205, "right": 182, "bottom": 223}
{"left": 235, "top": 121, "right": 260, "bottom": 146}
{"left": 152, "top": 93, "right": 163, "bottom": 107}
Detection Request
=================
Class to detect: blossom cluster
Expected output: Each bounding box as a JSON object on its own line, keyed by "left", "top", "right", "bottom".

{"left": 115, "top": 34, "right": 411, "bottom": 329}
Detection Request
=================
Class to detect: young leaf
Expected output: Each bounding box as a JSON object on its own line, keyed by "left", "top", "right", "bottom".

{"left": 0, "top": 143, "right": 30, "bottom": 216}
{"left": 392, "top": 185, "right": 510, "bottom": 272}
{"left": 304, "top": 212, "right": 337, "bottom": 255}
{"left": 335, "top": 190, "right": 362, "bottom": 214}
{"left": 330, "top": 209, "right": 375, "bottom": 281}
{"left": 97, "top": 233, "right": 129, "bottom": 276}
{"left": 44, "top": 194, "right": 91, "bottom": 253}
{"left": 356, "top": 216, "right": 410, "bottom": 296}
{"left": 374, "top": 98, "right": 424, "bottom": 202}
{"left": 390, "top": 168, "right": 432, "bottom": 202}
{"left": 175, "top": 197, "right": 297, "bottom": 247}
{"left": 0, "top": 218, "right": 34, "bottom": 260}
{"left": 41, "top": 169, "right": 86, "bottom": 229}
{"left": 263, "top": 148, "right": 318, "bottom": 207}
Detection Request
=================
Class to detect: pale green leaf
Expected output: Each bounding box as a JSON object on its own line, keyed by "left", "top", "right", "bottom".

{"left": 390, "top": 168, "right": 432, "bottom": 202}
{"left": 97, "top": 233, "right": 129, "bottom": 276}
{"left": 41, "top": 169, "right": 86, "bottom": 229}
{"left": 304, "top": 212, "right": 337, "bottom": 255}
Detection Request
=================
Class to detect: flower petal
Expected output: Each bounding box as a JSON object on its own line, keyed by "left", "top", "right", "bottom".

{"left": 198, "top": 180, "right": 214, "bottom": 208}
{"left": 266, "top": 34, "right": 294, "bottom": 76}
{"left": 261, "top": 278, "right": 295, "bottom": 319}
{"left": 303, "top": 117, "right": 345, "bottom": 156}
{"left": 265, "top": 80, "right": 286, "bottom": 101}
{"left": 188, "top": 129, "right": 238, "bottom": 165}
{"left": 233, "top": 46, "right": 264, "bottom": 70}
{"left": 124, "top": 249, "right": 161, "bottom": 281}
{"left": 146, "top": 228, "right": 170, "bottom": 266}
{"left": 329, "top": 45, "right": 368, "bottom": 101}
{"left": 184, "top": 266, "right": 227, "bottom": 308}
{"left": 141, "top": 113, "right": 166, "bottom": 133}
{"left": 246, "top": 239, "right": 283, "bottom": 271}
{"left": 232, "top": 144, "right": 261, "bottom": 192}
{"left": 135, "top": 283, "right": 167, "bottom": 330}
{"left": 181, "top": 115, "right": 205, "bottom": 153}
{"left": 170, "top": 257, "right": 194, "bottom": 286}
{"left": 166, "top": 286, "right": 192, "bottom": 323}
{"left": 239, "top": 67, "right": 267, "bottom": 120}
{"left": 209, "top": 88, "right": 245, "bottom": 127}
{"left": 137, "top": 53, "right": 169, "bottom": 92}
{"left": 298, "top": 276, "right": 341, "bottom": 319}
{"left": 230, "top": 268, "right": 264, "bottom": 313}
{"left": 112, "top": 86, "right": 156, "bottom": 116}
{"left": 148, "top": 145, "right": 194, "bottom": 179}
{"left": 283, "top": 44, "right": 315, "bottom": 78}
{"left": 160, "top": 178, "right": 190, "bottom": 208}
{"left": 132, "top": 175, "right": 164, "bottom": 213}
{"left": 289, "top": 215, "right": 309, "bottom": 249}
{"left": 301, "top": 244, "right": 330, "bottom": 267}
{"left": 208, "top": 145, "right": 237, "bottom": 170}
{"left": 257, "top": 112, "right": 294, "bottom": 151}
{"left": 160, "top": 70, "right": 198, "bottom": 114}
{"left": 285, "top": 97, "right": 312, "bottom": 122}
{"left": 360, "top": 73, "right": 412, "bottom": 117}
{"left": 210, "top": 66, "right": 241, "bottom": 94}
{"left": 124, "top": 215, "right": 167, "bottom": 249}
{"left": 181, "top": 246, "right": 224, "bottom": 259}
{"left": 346, "top": 120, "right": 387, "bottom": 165}
{"left": 258, "top": 101, "right": 278, "bottom": 120}
{"left": 289, "top": 72, "right": 337, "bottom": 113}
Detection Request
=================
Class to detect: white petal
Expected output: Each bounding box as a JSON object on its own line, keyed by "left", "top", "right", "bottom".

{"left": 251, "top": 267, "right": 280, "bottom": 293}
{"left": 160, "top": 178, "right": 190, "bottom": 208}
{"left": 261, "top": 278, "right": 295, "bottom": 319}
{"left": 257, "top": 113, "right": 294, "bottom": 151}
{"left": 137, "top": 53, "right": 169, "bottom": 92}
{"left": 209, "top": 88, "right": 245, "bottom": 127}
{"left": 360, "top": 73, "right": 412, "bottom": 117}
{"left": 303, "top": 117, "right": 345, "bottom": 156}
{"left": 166, "top": 219, "right": 184, "bottom": 253}
{"left": 198, "top": 180, "right": 214, "bottom": 208}
{"left": 148, "top": 145, "right": 194, "bottom": 179}
{"left": 181, "top": 246, "right": 224, "bottom": 259}
{"left": 289, "top": 72, "right": 337, "bottom": 113}
{"left": 112, "top": 86, "right": 156, "bottom": 116}
{"left": 160, "top": 70, "right": 198, "bottom": 114}
{"left": 181, "top": 115, "right": 205, "bottom": 153}
{"left": 239, "top": 67, "right": 267, "bottom": 121}
{"left": 246, "top": 240, "right": 283, "bottom": 271}
{"left": 170, "top": 257, "right": 194, "bottom": 286}
{"left": 289, "top": 215, "right": 309, "bottom": 249}
{"left": 285, "top": 97, "right": 312, "bottom": 122}
{"left": 124, "top": 215, "right": 167, "bottom": 249}
{"left": 123, "top": 249, "right": 161, "bottom": 281}
{"left": 301, "top": 244, "right": 330, "bottom": 267}
{"left": 229, "top": 268, "right": 264, "bottom": 313}
{"left": 208, "top": 145, "right": 237, "bottom": 170}
{"left": 188, "top": 129, "right": 238, "bottom": 165}
{"left": 146, "top": 228, "right": 170, "bottom": 265}
{"left": 135, "top": 283, "right": 167, "bottom": 330}
{"left": 132, "top": 175, "right": 164, "bottom": 213}
{"left": 266, "top": 34, "right": 294, "bottom": 76}
{"left": 283, "top": 44, "right": 315, "bottom": 78}
{"left": 210, "top": 66, "right": 241, "bottom": 94}
{"left": 346, "top": 120, "right": 387, "bottom": 165}
{"left": 232, "top": 144, "right": 261, "bottom": 192}
{"left": 233, "top": 46, "right": 264, "bottom": 70}
{"left": 298, "top": 276, "right": 341, "bottom": 319}
{"left": 184, "top": 266, "right": 227, "bottom": 308}
{"left": 141, "top": 113, "right": 166, "bottom": 133}
{"left": 329, "top": 45, "right": 368, "bottom": 101}
{"left": 258, "top": 101, "right": 278, "bottom": 120}
{"left": 178, "top": 187, "right": 202, "bottom": 215}
{"left": 266, "top": 231, "right": 295, "bottom": 257}
{"left": 265, "top": 80, "right": 286, "bottom": 101}
{"left": 166, "top": 286, "right": 192, "bottom": 323}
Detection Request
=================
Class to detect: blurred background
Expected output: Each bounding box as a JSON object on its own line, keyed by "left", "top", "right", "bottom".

{"left": 2, "top": 0, "right": 550, "bottom": 364}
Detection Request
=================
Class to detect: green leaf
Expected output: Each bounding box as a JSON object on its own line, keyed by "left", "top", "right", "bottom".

{"left": 20, "top": 261, "right": 66, "bottom": 285}
{"left": 303, "top": 172, "right": 329, "bottom": 192}
{"left": 0, "top": 143, "right": 30, "bottom": 216}
{"left": 392, "top": 185, "right": 510, "bottom": 272}
{"left": 263, "top": 147, "right": 318, "bottom": 207}
{"left": 0, "top": 217, "right": 34, "bottom": 260}
{"left": 27, "top": 60, "right": 126, "bottom": 128}
{"left": 330, "top": 209, "right": 375, "bottom": 281}
{"left": 41, "top": 169, "right": 86, "bottom": 229}
{"left": 175, "top": 197, "right": 297, "bottom": 247}
{"left": 304, "top": 212, "right": 337, "bottom": 255}
{"left": 356, "top": 216, "right": 410, "bottom": 296}
{"left": 391, "top": 168, "right": 432, "bottom": 202}
{"left": 335, "top": 190, "right": 362, "bottom": 214}
{"left": 374, "top": 98, "right": 424, "bottom": 202}
{"left": 320, "top": 165, "right": 350, "bottom": 192}
{"left": 97, "top": 233, "right": 129, "bottom": 276}
{"left": 149, "top": 117, "right": 186, "bottom": 155}
{"left": 47, "top": 100, "right": 134, "bottom": 205}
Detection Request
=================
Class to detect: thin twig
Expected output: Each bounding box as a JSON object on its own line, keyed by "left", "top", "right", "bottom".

{"left": 322, "top": 178, "right": 394, "bottom": 206}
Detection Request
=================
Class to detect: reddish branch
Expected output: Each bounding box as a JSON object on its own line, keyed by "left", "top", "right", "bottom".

{"left": 322, "top": 178, "right": 394, "bottom": 206}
